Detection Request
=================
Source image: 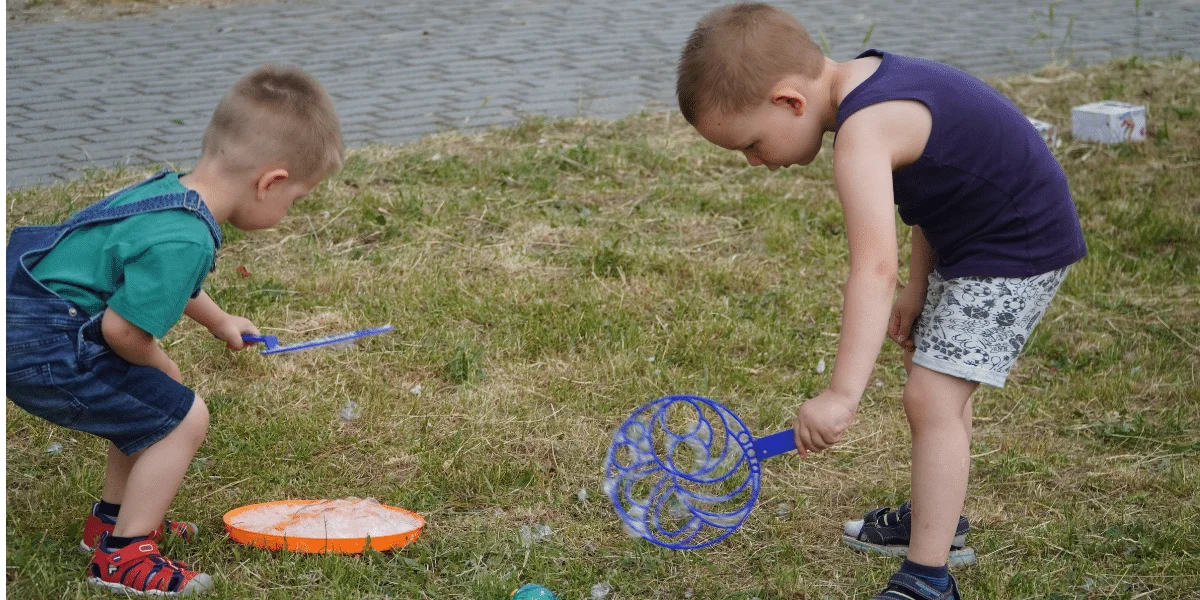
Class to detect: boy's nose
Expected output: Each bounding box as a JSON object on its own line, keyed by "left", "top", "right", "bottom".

{"left": 743, "top": 152, "right": 763, "bottom": 167}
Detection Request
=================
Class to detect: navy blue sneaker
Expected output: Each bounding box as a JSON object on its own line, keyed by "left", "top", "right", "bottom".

{"left": 842, "top": 501, "right": 976, "bottom": 567}
{"left": 871, "top": 571, "right": 961, "bottom": 600}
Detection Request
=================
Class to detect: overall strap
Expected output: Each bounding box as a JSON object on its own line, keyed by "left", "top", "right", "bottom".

{"left": 63, "top": 186, "right": 223, "bottom": 251}
{"left": 7, "top": 171, "right": 223, "bottom": 293}
{"left": 62, "top": 169, "right": 176, "bottom": 225}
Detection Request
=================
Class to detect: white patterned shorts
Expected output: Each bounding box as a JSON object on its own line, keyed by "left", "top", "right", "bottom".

{"left": 910, "top": 267, "right": 1069, "bottom": 388}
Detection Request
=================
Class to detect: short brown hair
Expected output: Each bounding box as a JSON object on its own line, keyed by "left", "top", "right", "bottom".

{"left": 202, "top": 65, "right": 344, "bottom": 181}
{"left": 677, "top": 3, "right": 825, "bottom": 125}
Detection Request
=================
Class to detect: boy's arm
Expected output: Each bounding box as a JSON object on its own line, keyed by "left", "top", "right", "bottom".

{"left": 889, "top": 225, "right": 935, "bottom": 351}
{"left": 185, "top": 290, "right": 260, "bottom": 350}
{"left": 828, "top": 116, "right": 900, "bottom": 400}
{"left": 183, "top": 290, "right": 227, "bottom": 329}
{"left": 793, "top": 105, "right": 913, "bottom": 456}
{"left": 101, "top": 307, "right": 183, "bottom": 383}
{"left": 908, "top": 225, "right": 936, "bottom": 286}
{"left": 831, "top": 150, "right": 898, "bottom": 398}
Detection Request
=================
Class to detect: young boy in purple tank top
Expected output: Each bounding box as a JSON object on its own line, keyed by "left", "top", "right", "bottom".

{"left": 677, "top": 4, "right": 1085, "bottom": 599}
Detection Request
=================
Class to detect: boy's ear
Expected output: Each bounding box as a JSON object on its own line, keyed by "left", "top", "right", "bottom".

{"left": 255, "top": 169, "right": 289, "bottom": 200}
{"left": 771, "top": 84, "right": 807, "bottom": 116}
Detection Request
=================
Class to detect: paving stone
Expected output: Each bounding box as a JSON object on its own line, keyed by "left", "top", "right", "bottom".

{"left": 7, "top": 0, "right": 1198, "bottom": 188}
{"left": 22, "top": 127, "right": 107, "bottom": 142}
{"left": 8, "top": 138, "right": 88, "bottom": 160}
{"left": 4, "top": 166, "right": 66, "bottom": 188}
{"left": 79, "top": 126, "right": 174, "bottom": 145}
{"left": 74, "top": 145, "right": 146, "bottom": 164}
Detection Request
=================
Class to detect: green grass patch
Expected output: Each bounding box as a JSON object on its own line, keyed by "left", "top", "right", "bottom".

{"left": 7, "top": 58, "right": 1199, "bottom": 598}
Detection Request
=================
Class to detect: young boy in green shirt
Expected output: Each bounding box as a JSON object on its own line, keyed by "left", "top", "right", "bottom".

{"left": 6, "top": 64, "right": 344, "bottom": 596}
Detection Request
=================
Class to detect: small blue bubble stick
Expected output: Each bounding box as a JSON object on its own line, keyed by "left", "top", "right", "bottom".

{"left": 241, "top": 324, "right": 393, "bottom": 355}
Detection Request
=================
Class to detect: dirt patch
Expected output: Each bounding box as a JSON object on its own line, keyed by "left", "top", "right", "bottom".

{"left": 8, "top": 0, "right": 265, "bottom": 25}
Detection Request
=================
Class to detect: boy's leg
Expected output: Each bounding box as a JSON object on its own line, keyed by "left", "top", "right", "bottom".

{"left": 88, "top": 396, "right": 213, "bottom": 596}
{"left": 111, "top": 396, "right": 209, "bottom": 539}
{"left": 902, "top": 365, "right": 977, "bottom": 567}
{"left": 905, "top": 349, "right": 973, "bottom": 446}
{"left": 83, "top": 439, "right": 201, "bottom": 552}
{"left": 103, "top": 443, "right": 135, "bottom": 505}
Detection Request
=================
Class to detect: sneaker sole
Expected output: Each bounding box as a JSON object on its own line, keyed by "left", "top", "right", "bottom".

{"left": 841, "top": 534, "right": 978, "bottom": 568}
{"left": 88, "top": 573, "right": 213, "bottom": 596}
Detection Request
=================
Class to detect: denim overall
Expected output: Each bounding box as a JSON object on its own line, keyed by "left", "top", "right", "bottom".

{"left": 6, "top": 170, "right": 222, "bottom": 454}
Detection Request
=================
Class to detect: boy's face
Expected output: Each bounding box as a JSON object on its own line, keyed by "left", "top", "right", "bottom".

{"left": 230, "top": 171, "right": 322, "bottom": 230}
{"left": 694, "top": 86, "right": 825, "bottom": 170}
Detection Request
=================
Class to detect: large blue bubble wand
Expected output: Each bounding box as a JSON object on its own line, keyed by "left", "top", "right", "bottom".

{"left": 603, "top": 394, "right": 798, "bottom": 550}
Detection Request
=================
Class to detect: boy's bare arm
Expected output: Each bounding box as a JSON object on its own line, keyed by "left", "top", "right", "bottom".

{"left": 793, "top": 102, "right": 929, "bottom": 455}
{"left": 828, "top": 113, "right": 901, "bottom": 402}
{"left": 908, "top": 225, "right": 936, "bottom": 286}
{"left": 101, "top": 307, "right": 182, "bottom": 383}
{"left": 183, "top": 290, "right": 225, "bottom": 330}
{"left": 889, "top": 225, "right": 936, "bottom": 351}
{"left": 184, "top": 290, "right": 259, "bottom": 350}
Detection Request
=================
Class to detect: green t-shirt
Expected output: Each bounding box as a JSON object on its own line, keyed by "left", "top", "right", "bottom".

{"left": 30, "top": 173, "right": 216, "bottom": 339}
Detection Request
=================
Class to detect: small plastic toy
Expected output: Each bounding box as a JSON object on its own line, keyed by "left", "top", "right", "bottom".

{"left": 510, "top": 584, "right": 560, "bottom": 600}
{"left": 603, "top": 394, "right": 797, "bottom": 549}
{"left": 240, "top": 324, "right": 393, "bottom": 355}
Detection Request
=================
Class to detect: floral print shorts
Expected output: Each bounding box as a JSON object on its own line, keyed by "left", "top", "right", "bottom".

{"left": 910, "top": 267, "right": 1069, "bottom": 387}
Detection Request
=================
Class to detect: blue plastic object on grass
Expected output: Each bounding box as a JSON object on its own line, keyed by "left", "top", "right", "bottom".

{"left": 240, "top": 324, "right": 393, "bottom": 355}
{"left": 510, "top": 583, "right": 559, "bottom": 600}
{"left": 603, "top": 394, "right": 796, "bottom": 550}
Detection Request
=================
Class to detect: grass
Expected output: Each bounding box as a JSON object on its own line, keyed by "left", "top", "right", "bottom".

{"left": 6, "top": 57, "right": 1199, "bottom": 599}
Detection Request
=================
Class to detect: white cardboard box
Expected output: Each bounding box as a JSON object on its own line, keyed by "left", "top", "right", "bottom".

{"left": 1071, "top": 101, "right": 1147, "bottom": 144}
{"left": 1026, "top": 117, "right": 1059, "bottom": 148}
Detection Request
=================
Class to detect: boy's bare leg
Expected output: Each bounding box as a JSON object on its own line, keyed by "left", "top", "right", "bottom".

{"left": 902, "top": 364, "right": 978, "bottom": 567}
{"left": 110, "top": 397, "right": 209, "bottom": 539}
{"left": 904, "top": 350, "right": 973, "bottom": 469}
{"left": 103, "top": 444, "right": 135, "bottom": 504}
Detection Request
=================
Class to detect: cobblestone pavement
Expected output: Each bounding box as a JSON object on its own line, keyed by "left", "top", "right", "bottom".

{"left": 6, "top": 0, "right": 1198, "bottom": 188}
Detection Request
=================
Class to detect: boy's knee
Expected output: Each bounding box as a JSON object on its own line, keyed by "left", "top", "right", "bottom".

{"left": 901, "top": 383, "right": 933, "bottom": 428}
{"left": 180, "top": 395, "right": 210, "bottom": 443}
{"left": 902, "top": 374, "right": 955, "bottom": 431}
{"left": 902, "top": 367, "right": 977, "bottom": 431}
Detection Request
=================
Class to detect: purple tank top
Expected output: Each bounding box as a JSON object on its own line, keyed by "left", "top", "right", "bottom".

{"left": 835, "top": 50, "right": 1086, "bottom": 279}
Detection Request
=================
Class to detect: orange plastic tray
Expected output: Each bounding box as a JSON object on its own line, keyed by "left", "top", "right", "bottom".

{"left": 223, "top": 500, "right": 424, "bottom": 554}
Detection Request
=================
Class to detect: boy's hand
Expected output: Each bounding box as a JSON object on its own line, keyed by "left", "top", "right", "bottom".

{"left": 210, "top": 315, "right": 261, "bottom": 350}
{"left": 185, "top": 291, "right": 260, "bottom": 350}
{"left": 793, "top": 389, "right": 858, "bottom": 458}
{"left": 889, "top": 284, "right": 927, "bottom": 352}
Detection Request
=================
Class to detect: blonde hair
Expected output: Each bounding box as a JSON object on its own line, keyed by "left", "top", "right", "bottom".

{"left": 201, "top": 64, "right": 344, "bottom": 181}
{"left": 677, "top": 3, "right": 825, "bottom": 125}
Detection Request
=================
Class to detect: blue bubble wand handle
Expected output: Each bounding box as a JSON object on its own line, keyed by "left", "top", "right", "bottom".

{"left": 751, "top": 429, "right": 798, "bottom": 460}
{"left": 239, "top": 334, "right": 280, "bottom": 350}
